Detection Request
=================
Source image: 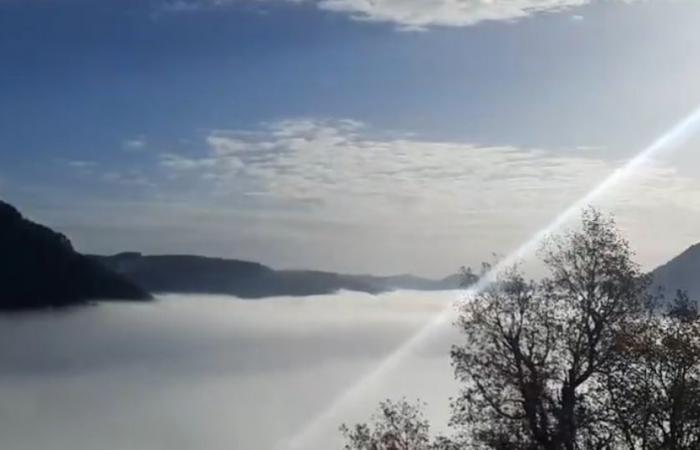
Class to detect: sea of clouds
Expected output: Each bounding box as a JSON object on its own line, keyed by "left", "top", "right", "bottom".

{"left": 0, "top": 290, "right": 464, "bottom": 450}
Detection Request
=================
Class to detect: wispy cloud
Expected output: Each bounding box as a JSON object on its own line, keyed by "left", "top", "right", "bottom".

{"left": 160, "top": 153, "right": 223, "bottom": 171}
{"left": 67, "top": 160, "right": 98, "bottom": 169}
{"left": 123, "top": 138, "right": 147, "bottom": 151}
{"left": 102, "top": 170, "right": 155, "bottom": 188}
{"left": 159, "top": 0, "right": 206, "bottom": 13}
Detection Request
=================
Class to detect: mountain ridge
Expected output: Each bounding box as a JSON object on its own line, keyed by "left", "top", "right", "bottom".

{"left": 651, "top": 243, "right": 700, "bottom": 301}
{"left": 90, "top": 252, "right": 471, "bottom": 298}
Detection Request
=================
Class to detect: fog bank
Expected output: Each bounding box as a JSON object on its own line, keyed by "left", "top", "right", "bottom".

{"left": 0, "top": 290, "right": 463, "bottom": 450}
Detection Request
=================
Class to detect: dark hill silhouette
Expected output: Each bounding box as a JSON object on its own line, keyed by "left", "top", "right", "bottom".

{"left": 652, "top": 243, "right": 700, "bottom": 301}
{"left": 91, "top": 253, "right": 471, "bottom": 298}
{"left": 0, "top": 201, "right": 151, "bottom": 310}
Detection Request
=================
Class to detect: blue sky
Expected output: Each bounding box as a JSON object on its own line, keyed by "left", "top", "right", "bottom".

{"left": 3, "top": 0, "right": 700, "bottom": 276}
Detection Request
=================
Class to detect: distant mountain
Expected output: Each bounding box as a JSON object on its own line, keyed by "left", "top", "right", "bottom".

{"left": 0, "top": 200, "right": 152, "bottom": 310}
{"left": 91, "top": 253, "right": 472, "bottom": 298}
{"left": 350, "top": 272, "right": 469, "bottom": 292}
{"left": 652, "top": 243, "right": 700, "bottom": 301}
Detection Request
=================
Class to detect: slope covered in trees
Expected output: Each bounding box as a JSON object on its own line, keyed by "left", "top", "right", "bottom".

{"left": 0, "top": 200, "right": 151, "bottom": 310}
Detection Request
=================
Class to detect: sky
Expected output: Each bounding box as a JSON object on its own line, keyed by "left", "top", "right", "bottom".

{"left": 3, "top": 0, "right": 700, "bottom": 276}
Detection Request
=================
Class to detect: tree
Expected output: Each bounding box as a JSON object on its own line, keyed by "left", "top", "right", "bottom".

{"left": 605, "top": 290, "right": 700, "bottom": 449}
{"left": 340, "top": 399, "right": 459, "bottom": 450}
{"left": 450, "top": 209, "right": 649, "bottom": 449}
{"left": 341, "top": 209, "right": 700, "bottom": 450}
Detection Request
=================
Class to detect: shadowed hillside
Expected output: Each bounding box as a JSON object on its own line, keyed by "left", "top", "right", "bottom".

{"left": 0, "top": 200, "right": 151, "bottom": 310}
{"left": 92, "top": 253, "right": 472, "bottom": 298}
{"left": 652, "top": 243, "right": 700, "bottom": 300}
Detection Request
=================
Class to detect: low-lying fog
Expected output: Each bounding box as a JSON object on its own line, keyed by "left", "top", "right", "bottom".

{"left": 0, "top": 290, "right": 464, "bottom": 450}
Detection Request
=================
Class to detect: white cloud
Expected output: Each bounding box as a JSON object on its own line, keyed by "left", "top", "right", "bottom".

{"left": 314, "top": 0, "right": 590, "bottom": 30}
{"left": 123, "top": 138, "right": 147, "bottom": 151}
{"left": 160, "top": 153, "right": 223, "bottom": 171}
{"left": 160, "top": 0, "right": 630, "bottom": 29}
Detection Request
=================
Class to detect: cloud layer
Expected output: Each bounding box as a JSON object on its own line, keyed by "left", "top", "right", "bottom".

{"left": 50, "top": 117, "right": 700, "bottom": 276}
{"left": 0, "top": 292, "right": 458, "bottom": 450}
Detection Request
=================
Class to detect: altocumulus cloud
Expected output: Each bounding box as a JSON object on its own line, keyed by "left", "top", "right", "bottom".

{"left": 161, "top": 0, "right": 631, "bottom": 29}
{"left": 158, "top": 119, "right": 700, "bottom": 221}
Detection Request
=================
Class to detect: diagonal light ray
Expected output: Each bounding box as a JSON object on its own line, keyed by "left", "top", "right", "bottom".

{"left": 276, "top": 103, "right": 700, "bottom": 450}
